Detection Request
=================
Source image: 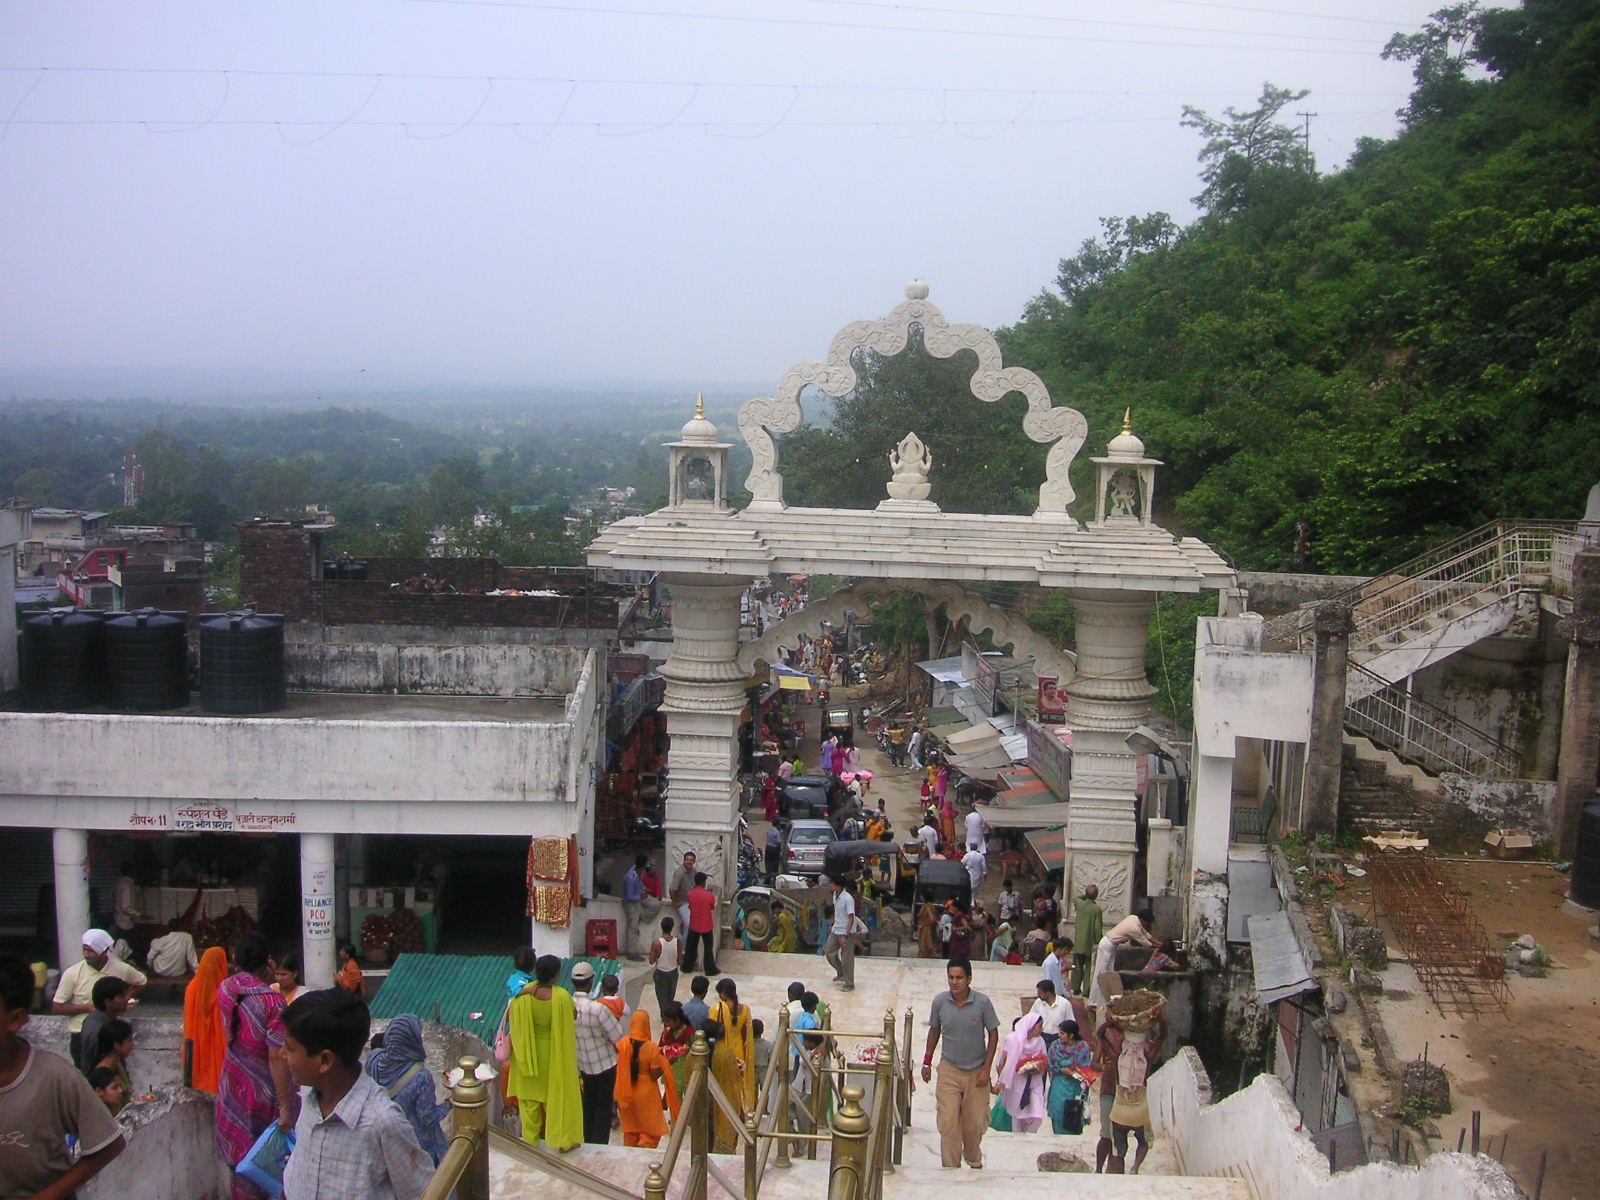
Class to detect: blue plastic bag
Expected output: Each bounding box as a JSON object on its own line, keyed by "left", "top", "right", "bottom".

{"left": 236, "top": 1122, "right": 296, "bottom": 1197}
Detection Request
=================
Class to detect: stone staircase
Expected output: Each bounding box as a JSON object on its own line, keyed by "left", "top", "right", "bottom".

{"left": 1345, "top": 580, "right": 1525, "bottom": 701}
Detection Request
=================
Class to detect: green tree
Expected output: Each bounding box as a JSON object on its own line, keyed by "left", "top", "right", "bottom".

{"left": 1383, "top": 3, "right": 1486, "bottom": 125}
{"left": 1180, "top": 83, "right": 1312, "bottom": 217}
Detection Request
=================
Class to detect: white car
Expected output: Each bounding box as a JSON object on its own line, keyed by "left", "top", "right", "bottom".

{"left": 780, "top": 818, "right": 837, "bottom": 879}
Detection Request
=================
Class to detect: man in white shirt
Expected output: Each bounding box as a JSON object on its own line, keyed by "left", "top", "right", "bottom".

{"left": 918, "top": 818, "right": 941, "bottom": 859}
{"left": 146, "top": 919, "right": 199, "bottom": 977}
{"left": 569, "top": 962, "right": 625, "bottom": 1145}
{"left": 960, "top": 846, "right": 987, "bottom": 899}
{"left": 824, "top": 876, "right": 857, "bottom": 991}
{"left": 111, "top": 864, "right": 143, "bottom": 937}
{"left": 52, "top": 929, "right": 147, "bottom": 1063}
{"left": 1030, "top": 979, "right": 1073, "bottom": 1045}
{"left": 1042, "top": 940, "right": 1073, "bottom": 999}
{"left": 963, "top": 809, "right": 989, "bottom": 854}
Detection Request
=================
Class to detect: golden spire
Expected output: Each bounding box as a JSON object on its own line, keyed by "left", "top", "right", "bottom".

{"left": 695, "top": 393, "right": 705, "bottom": 420}
{"left": 1122, "top": 407, "right": 1133, "bottom": 435}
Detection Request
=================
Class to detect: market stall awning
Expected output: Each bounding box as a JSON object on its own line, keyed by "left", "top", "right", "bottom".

{"left": 1247, "top": 912, "right": 1316, "bottom": 1004}
{"left": 915, "top": 656, "right": 968, "bottom": 685}
{"left": 946, "top": 722, "right": 1002, "bottom": 751}
{"left": 1025, "top": 825, "right": 1067, "bottom": 873}
{"left": 985, "top": 802, "right": 1073, "bottom": 829}
{"left": 778, "top": 674, "right": 814, "bottom": 691}
{"left": 948, "top": 745, "right": 1018, "bottom": 775}
{"left": 923, "top": 706, "right": 966, "bottom": 728}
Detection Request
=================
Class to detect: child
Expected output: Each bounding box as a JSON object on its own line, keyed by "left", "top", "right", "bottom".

{"left": 335, "top": 944, "right": 367, "bottom": 998}
{"left": 598, "top": 973, "right": 627, "bottom": 1020}
{"left": 91, "top": 1017, "right": 135, "bottom": 1105}
{"left": 0, "top": 954, "right": 125, "bottom": 1194}
{"left": 752, "top": 1017, "right": 773, "bottom": 1078}
{"left": 282, "top": 988, "right": 432, "bottom": 1200}
{"left": 682, "top": 975, "right": 711, "bottom": 1032}
{"left": 87, "top": 1064, "right": 129, "bottom": 1114}
{"left": 77, "top": 975, "right": 132, "bottom": 1076}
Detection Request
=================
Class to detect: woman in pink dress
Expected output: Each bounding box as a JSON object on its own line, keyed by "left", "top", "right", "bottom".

{"left": 215, "top": 932, "right": 296, "bottom": 1199}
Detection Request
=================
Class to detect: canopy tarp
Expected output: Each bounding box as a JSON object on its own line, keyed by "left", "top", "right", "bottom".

{"left": 778, "top": 674, "right": 814, "bottom": 691}
{"left": 946, "top": 723, "right": 1002, "bottom": 751}
{"left": 984, "top": 803, "right": 1074, "bottom": 830}
{"left": 1024, "top": 826, "right": 1067, "bottom": 873}
{"left": 948, "top": 745, "right": 1018, "bottom": 774}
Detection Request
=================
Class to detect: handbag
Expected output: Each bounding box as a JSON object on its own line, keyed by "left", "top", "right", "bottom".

{"left": 988, "top": 1093, "right": 1012, "bottom": 1133}
{"left": 235, "top": 1122, "right": 295, "bottom": 1197}
{"left": 494, "top": 1003, "right": 513, "bottom": 1066}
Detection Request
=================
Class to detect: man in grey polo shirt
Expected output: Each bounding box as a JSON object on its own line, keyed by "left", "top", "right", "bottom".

{"left": 920, "top": 955, "right": 1000, "bottom": 1169}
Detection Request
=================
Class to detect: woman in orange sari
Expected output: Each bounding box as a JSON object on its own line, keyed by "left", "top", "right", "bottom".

{"left": 183, "top": 946, "right": 229, "bottom": 1093}
{"left": 614, "top": 1011, "right": 679, "bottom": 1148}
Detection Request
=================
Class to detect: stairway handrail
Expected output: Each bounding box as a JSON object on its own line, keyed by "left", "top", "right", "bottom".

{"left": 1346, "top": 662, "right": 1521, "bottom": 778}
{"left": 1329, "top": 519, "right": 1579, "bottom": 608}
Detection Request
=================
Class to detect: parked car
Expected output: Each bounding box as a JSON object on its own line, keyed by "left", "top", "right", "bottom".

{"left": 780, "top": 818, "right": 837, "bottom": 879}
{"left": 780, "top": 774, "right": 857, "bottom": 827}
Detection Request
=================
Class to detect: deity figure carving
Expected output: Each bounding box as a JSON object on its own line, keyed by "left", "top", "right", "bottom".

{"left": 886, "top": 431, "right": 933, "bottom": 501}
{"left": 684, "top": 456, "right": 713, "bottom": 500}
{"left": 1108, "top": 469, "right": 1139, "bottom": 517}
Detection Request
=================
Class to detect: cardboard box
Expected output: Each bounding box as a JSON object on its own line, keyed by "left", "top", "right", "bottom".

{"left": 1483, "top": 829, "right": 1534, "bottom": 859}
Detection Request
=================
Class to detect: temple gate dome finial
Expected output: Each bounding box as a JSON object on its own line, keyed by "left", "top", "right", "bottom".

{"left": 680, "top": 393, "right": 720, "bottom": 443}
{"left": 1106, "top": 407, "right": 1146, "bottom": 459}
{"left": 905, "top": 279, "right": 929, "bottom": 300}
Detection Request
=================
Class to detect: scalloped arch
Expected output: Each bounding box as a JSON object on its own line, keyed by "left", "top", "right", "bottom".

{"left": 735, "top": 578, "right": 1076, "bottom": 686}
{"left": 737, "top": 285, "right": 1087, "bottom": 517}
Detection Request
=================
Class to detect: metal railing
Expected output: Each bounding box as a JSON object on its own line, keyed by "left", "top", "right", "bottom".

{"left": 1345, "top": 663, "right": 1521, "bottom": 779}
{"left": 1340, "top": 520, "right": 1578, "bottom": 650}
{"left": 422, "top": 1056, "right": 492, "bottom": 1200}
{"left": 445, "top": 1007, "right": 916, "bottom": 1200}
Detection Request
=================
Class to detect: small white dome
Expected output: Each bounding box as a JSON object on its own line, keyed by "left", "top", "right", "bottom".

{"left": 1107, "top": 408, "right": 1145, "bottom": 458}
{"left": 680, "top": 394, "right": 719, "bottom": 442}
{"left": 905, "top": 279, "right": 929, "bottom": 300}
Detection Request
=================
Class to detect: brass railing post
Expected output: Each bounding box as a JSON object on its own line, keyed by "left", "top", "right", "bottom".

{"left": 744, "top": 1113, "right": 760, "bottom": 1200}
{"left": 774, "top": 1005, "right": 792, "bottom": 1169}
{"left": 687, "top": 1031, "right": 711, "bottom": 1200}
{"left": 808, "top": 1008, "right": 832, "bottom": 1160}
{"left": 451, "top": 1055, "right": 492, "bottom": 1200}
{"left": 645, "top": 1164, "right": 667, "bottom": 1200}
{"left": 828, "top": 1086, "right": 870, "bottom": 1200}
{"left": 874, "top": 1036, "right": 895, "bottom": 1180}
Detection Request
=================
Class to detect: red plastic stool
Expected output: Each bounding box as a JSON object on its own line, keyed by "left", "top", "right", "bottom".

{"left": 586, "top": 918, "right": 618, "bottom": 960}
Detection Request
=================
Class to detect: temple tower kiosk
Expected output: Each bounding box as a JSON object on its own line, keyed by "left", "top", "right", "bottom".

{"left": 588, "top": 283, "right": 1234, "bottom": 917}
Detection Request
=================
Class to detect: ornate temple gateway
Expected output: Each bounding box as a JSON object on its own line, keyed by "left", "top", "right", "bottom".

{"left": 588, "top": 282, "right": 1234, "bottom": 917}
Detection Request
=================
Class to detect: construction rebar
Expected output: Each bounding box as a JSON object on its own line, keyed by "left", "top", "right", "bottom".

{"left": 1366, "top": 849, "right": 1510, "bottom": 1014}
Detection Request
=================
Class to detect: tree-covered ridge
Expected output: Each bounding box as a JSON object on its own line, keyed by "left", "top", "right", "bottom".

{"left": 998, "top": 0, "right": 1600, "bottom": 574}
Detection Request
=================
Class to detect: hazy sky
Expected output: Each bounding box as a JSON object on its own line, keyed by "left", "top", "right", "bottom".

{"left": 2, "top": 0, "right": 1446, "bottom": 396}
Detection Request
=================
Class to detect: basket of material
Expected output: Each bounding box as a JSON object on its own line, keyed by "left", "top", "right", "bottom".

{"left": 1105, "top": 988, "right": 1165, "bottom": 1032}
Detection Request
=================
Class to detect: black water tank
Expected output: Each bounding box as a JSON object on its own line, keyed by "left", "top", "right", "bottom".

{"left": 21, "top": 608, "right": 105, "bottom": 709}
{"left": 199, "top": 610, "right": 286, "bottom": 714}
{"left": 105, "top": 608, "right": 189, "bottom": 711}
{"left": 1570, "top": 799, "right": 1600, "bottom": 909}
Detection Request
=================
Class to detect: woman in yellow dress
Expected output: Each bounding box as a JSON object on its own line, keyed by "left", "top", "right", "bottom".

{"left": 506, "top": 954, "right": 583, "bottom": 1151}
{"left": 766, "top": 908, "right": 798, "bottom": 955}
{"left": 708, "top": 977, "right": 756, "bottom": 1153}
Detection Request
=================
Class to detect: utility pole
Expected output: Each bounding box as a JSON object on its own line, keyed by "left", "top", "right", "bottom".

{"left": 1296, "top": 110, "right": 1317, "bottom": 175}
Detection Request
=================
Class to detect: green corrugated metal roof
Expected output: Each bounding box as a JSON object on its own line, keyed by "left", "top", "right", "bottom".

{"left": 370, "top": 954, "right": 623, "bottom": 1042}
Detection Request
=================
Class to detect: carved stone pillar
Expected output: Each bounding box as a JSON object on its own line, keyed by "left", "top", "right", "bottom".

{"left": 1063, "top": 590, "right": 1158, "bottom": 922}
{"left": 659, "top": 573, "right": 750, "bottom": 898}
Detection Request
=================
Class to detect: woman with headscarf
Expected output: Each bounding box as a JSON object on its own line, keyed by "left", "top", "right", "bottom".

{"left": 708, "top": 978, "right": 756, "bottom": 1153}
{"left": 366, "top": 1014, "right": 451, "bottom": 1165}
{"left": 506, "top": 954, "right": 583, "bottom": 1151}
{"left": 614, "top": 1011, "right": 680, "bottom": 1148}
{"left": 657, "top": 1001, "right": 695, "bottom": 1095}
{"left": 216, "top": 932, "right": 296, "bottom": 1200}
{"left": 766, "top": 907, "right": 798, "bottom": 955}
{"left": 183, "top": 946, "right": 229, "bottom": 1094}
{"left": 991, "top": 1012, "right": 1049, "bottom": 1133}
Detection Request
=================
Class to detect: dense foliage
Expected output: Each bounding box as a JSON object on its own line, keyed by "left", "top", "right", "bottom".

{"left": 998, "top": 0, "right": 1600, "bottom": 574}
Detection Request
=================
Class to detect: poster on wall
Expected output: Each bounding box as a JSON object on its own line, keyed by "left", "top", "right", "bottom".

{"left": 1037, "top": 676, "right": 1067, "bottom": 724}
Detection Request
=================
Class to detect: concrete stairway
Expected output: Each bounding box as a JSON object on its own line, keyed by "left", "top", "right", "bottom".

{"left": 1345, "top": 580, "right": 1523, "bottom": 701}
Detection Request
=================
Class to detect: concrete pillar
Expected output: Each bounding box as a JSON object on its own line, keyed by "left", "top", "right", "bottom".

{"left": 300, "top": 832, "right": 337, "bottom": 988}
{"left": 1063, "top": 589, "right": 1157, "bottom": 920}
{"left": 53, "top": 828, "right": 91, "bottom": 974}
{"left": 659, "top": 574, "right": 750, "bottom": 899}
{"left": 1300, "top": 603, "right": 1351, "bottom": 838}
{"left": 1555, "top": 547, "right": 1600, "bottom": 859}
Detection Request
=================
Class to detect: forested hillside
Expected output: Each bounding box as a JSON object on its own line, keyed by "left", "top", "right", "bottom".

{"left": 785, "top": 0, "right": 1599, "bottom": 575}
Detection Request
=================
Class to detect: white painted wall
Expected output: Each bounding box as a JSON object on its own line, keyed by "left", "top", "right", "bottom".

{"left": 1151, "top": 1048, "right": 1521, "bottom": 1200}
{"left": 1190, "top": 617, "right": 1314, "bottom": 875}
{"left": 286, "top": 640, "right": 590, "bottom": 696}
{"left": 0, "top": 506, "right": 29, "bottom": 693}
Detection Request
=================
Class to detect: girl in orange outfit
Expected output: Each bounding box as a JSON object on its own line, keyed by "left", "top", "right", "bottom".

{"left": 614, "top": 1011, "right": 679, "bottom": 1148}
